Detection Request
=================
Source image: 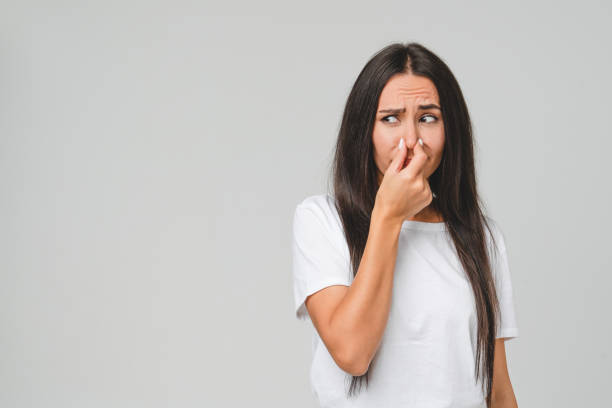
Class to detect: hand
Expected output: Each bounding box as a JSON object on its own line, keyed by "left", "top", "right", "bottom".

{"left": 374, "top": 137, "right": 433, "bottom": 224}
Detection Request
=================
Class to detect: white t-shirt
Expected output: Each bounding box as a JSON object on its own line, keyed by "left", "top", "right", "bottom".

{"left": 292, "top": 193, "right": 519, "bottom": 408}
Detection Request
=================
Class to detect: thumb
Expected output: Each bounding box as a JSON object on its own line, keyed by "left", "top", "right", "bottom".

{"left": 388, "top": 137, "right": 407, "bottom": 173}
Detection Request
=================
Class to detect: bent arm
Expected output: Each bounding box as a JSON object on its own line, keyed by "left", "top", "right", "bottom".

{"left": 306, "top": 204, "right": 402, "bottom": 376}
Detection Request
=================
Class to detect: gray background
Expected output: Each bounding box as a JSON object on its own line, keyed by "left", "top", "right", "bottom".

{"left": 1, "top": 1, "right": 610, "bottom": 407}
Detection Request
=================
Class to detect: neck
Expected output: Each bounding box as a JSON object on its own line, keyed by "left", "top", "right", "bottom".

{"left": 407, "top": 206, "right": 444, "bottom": 223}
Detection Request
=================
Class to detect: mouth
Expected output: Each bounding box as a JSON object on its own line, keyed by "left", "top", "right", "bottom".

{"left": 403, "top": 157, "right": 412, "bottom": 168}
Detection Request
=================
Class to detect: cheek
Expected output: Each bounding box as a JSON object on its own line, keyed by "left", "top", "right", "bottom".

{"left": 424, "top": 129, "right": 445, "bottom": 155}
{"left": 372, "top": 129, "right": 396, "bottom": 162}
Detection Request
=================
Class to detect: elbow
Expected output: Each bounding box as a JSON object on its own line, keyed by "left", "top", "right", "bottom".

{"left": 344, "top": 357, "right": 369, "bottom": 377}
{"left": 347, "top": 362, "right": 369, "bottom": 377}
{"left": 335, "top": 347, "right": 370, "bottom": 377}
{"left": 324, "top": 321, "right": 372, "bottom": 377}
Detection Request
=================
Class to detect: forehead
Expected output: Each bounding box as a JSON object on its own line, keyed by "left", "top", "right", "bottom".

{"left": 378, "top": 73, "right": 439, "bottom": 106}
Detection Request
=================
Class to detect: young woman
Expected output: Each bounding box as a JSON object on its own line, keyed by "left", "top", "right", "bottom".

{"left": 292, "top": 42, "right": 520, "bottom": 407}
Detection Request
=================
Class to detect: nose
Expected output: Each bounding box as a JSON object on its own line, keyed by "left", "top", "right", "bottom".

{"left": 401, "top": 122, "right": 420, "bottom": 151}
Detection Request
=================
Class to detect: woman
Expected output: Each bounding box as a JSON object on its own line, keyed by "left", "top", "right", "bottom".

{"left": 292, "top": 42, "right": 520, "bottom": 408}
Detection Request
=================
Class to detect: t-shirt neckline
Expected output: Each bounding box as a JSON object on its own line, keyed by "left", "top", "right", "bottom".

{"left": 327, "top": 193, "right": 447, "bottom": 232}
{"left": 401, "top": 219, "right": 447, "bottom": 231}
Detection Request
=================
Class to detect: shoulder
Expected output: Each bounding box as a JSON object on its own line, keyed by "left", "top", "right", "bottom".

{"left": 293, "top": 193, "right": 347, "bottom": 248}
{"left": 294, "top": 193, "right": 343, "bottom": 231}
{"left": 483, "top": 215, "right": 508, "bottom": 260}
{"left": 296, "top": 193, "right": 337, "bottom": 213}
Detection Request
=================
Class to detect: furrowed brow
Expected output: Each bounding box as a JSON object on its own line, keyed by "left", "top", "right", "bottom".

{"left": 378, "top": 104, "right": 441, "bottom": 114}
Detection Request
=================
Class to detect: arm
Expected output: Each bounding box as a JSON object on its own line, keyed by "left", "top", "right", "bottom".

{"left": 491, "top": 338, "right": 518, "bottom": 407}
{"left": 304, "top": 204, "right": 402, "bottom": 376}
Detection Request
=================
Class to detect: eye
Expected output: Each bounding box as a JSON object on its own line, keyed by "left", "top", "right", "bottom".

{"left": 420, "top": 114, "right": 438, "bottom": 123}
{"left": 381, "top": 114, "right": 439, "bottom": 124}
{"left": 381, "top": 115, "right": 398, "bottom": 124}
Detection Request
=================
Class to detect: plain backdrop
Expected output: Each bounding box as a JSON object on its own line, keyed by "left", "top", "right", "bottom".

{"left": 1, "top": 1, "right": 611, "bottom": 407}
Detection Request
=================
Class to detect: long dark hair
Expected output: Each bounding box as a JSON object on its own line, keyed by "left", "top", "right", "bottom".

{"left": 327, "top": 42, "right": 503, "bottom": 406}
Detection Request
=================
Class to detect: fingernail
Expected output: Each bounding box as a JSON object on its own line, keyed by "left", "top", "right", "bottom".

{"left": 418, "top": 138, "right": 423, "bottom": 146}
{"left": 399, "top": 138, "right": 404, "bottom": 149}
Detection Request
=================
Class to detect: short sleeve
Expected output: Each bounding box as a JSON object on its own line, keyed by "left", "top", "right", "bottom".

{"left": 488, "top": 220, "right": 520, "bottom": 340}
{"left": 292, "top": 198, "right": 352, "bottom": 321}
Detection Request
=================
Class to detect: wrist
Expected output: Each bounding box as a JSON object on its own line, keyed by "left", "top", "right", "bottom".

{"left": 371, "top": 204, "right": 403, "bottom": 232}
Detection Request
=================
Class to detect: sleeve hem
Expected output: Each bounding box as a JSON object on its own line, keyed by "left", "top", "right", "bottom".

{"left": 496, "top": 327, "right": 519, "bottom": 340}
{"left": 295, "top": 279, "right": 351, "bottom": 321}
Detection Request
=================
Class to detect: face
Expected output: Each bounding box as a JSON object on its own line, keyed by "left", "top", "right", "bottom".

{"left": 373, "top": 73, "right": 445, "bottom": 185}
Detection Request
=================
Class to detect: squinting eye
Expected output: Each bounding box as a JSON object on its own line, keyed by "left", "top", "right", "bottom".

{"left": 381, "top": 114, "right": 439, "bottom": 124}
{"left": 421, "top": 114, "right": 438, "bottom": 123}
{"left": 381, "top": 115, "right": 398, "bottom": 123}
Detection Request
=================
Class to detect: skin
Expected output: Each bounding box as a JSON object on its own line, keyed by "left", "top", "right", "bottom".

{"left": 372, "top": 72, "right": 445, "bottom": 222}
{"left": 491, "top": 338, "right": 519, "bottom": 407}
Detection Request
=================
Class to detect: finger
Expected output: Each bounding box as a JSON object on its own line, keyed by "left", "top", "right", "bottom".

{"left": 388, "top": 137, "right": 407, "bottom": 173}
{"left": 401, "top": 137, "right": 428, "bottom": 176}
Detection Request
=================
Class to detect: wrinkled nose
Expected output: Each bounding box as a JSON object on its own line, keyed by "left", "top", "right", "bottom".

{"left": 401, "top": 122, "right": 419, "bottom": 151}
{"left": 400, "top": 136, "right": 419, "bottom": 158}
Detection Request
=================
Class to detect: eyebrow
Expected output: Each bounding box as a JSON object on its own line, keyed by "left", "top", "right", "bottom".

{"left": 378, "top": 104, "right": 441, "bottom": 114}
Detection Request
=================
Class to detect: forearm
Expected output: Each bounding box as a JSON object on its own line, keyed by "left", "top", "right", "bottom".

{"left": 491, "top": 391, "right": 518, "bottom": 408}
{"left": 329, "top": 204, "right": 402, "bottom": 372}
